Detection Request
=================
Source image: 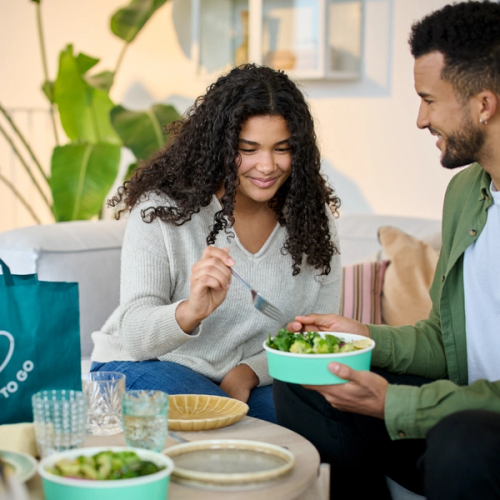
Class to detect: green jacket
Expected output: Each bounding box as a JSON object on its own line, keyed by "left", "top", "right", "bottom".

{"left": 369, "top": 164, "right": 500, "bottom": 440}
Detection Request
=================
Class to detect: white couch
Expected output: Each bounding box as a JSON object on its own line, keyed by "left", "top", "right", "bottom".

{"left": 0, "top": 214, "right": 440, "bottom": 499}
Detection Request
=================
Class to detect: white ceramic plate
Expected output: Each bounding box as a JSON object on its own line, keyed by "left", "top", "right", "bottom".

{"left": 0, "top": 450, "right": 38, "bottom": 482}
{"left": 163, "top": 439, "right": 294, "bottom": 490}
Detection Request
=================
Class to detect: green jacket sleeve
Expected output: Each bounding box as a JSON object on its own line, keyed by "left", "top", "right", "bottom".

{"left": 384, "top": 379, "right": 500, "bottom": 440}
{"left": 366, "top": 165, "right": 486, "bottom": 381}
{"left": 365, "top": 165, "right": 496, "bottom": 440}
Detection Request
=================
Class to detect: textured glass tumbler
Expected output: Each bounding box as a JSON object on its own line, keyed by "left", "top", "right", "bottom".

{"left": 81, "top": 372, "right": 125, "bottom": 435}
{"left": 32, "top": 390, "right": 86, "bottom": 458}
{"left": 122, "top": 390, "right": 169, "bottom": 452}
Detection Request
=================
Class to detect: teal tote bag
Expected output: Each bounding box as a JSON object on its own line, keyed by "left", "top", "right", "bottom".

{"left": 0, "top": 259, "right": 81, "bottom": 424}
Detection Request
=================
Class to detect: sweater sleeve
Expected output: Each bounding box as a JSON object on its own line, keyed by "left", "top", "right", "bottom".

{"left": 117, "top": 205, "right": 199, "bottom": 360}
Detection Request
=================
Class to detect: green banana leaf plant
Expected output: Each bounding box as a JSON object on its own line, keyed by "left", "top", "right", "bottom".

{"left": 0, "top": 0, "right": 181, "bottom": 223}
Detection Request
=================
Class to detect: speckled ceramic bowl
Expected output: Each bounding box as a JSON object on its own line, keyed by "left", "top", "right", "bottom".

{"left": 168, "top": 394, "right": 248, "bottom": 431}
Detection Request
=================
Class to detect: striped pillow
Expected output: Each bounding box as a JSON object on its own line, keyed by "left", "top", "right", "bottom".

{"left": 339, "top": 260, "right": 388, "bottom": 325}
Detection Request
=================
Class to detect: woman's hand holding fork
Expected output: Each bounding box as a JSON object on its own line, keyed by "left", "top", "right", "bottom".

{"left": 175, "top": 246, "right": 234, "bottom": 334}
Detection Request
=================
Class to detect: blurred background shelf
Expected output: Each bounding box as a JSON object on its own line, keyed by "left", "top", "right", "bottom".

{"left": 192, "top": 0, "right": 363, "bottom": 80}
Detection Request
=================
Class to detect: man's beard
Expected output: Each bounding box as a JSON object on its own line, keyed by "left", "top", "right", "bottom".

{"left": 440, "top": 112, "right": 485, "bottom": 169}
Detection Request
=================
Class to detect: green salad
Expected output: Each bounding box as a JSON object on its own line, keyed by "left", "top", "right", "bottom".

{"left": 266, "top": 328, "right": 371, "bottom": 354}
{"left": 46, "top": 450, "right": 164, "bottom": 480}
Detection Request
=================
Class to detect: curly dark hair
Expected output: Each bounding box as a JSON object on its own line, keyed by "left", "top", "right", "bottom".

{"left": 409, "top": 1, "right": 500, "bottom": 101}
{"left": 109, "top": 64, "right": 340, "bottom": 276}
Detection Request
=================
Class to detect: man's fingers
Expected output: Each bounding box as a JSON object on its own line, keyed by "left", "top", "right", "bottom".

{"left": 294, "top": 314, "right": 320, "bottom": 325}
{"left": 294, "top": 313, "right": 339, "bottom": 330}
{"left": 328, "top": 362, "right": 360, "bottom": 382}
{"left": 286, "top": 321, "right": 303, "bottom": 332}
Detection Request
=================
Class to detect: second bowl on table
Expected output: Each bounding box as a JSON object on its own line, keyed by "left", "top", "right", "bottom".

{"left": 264, "top": 331, "right": 376, "bottom": 385}
{"left": 168, "top": 395, "right": 248, "bottom": 431}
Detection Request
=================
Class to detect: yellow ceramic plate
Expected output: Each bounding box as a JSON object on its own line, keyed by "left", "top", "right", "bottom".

{"left": 168, "top": 395, "right": 249, "bottom": 431}
{"left": 163, "top": 439, "right": 294, "bottom": 490}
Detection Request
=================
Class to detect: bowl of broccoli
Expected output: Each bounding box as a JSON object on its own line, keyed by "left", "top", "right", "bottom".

{"left": 38, "top": 447, "right": 175, "bottom": 500}
{"left": 263, "top": 329, "right": 375, "bottom": 385}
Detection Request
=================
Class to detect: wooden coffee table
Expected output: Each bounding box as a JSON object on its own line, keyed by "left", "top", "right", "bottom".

{"left": 27, "top": 416, "right": 328, "bottom": 500}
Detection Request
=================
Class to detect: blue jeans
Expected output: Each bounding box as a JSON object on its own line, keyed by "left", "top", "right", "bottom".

{"left": 91, "top": 360, "right": 277, "bottom": 424}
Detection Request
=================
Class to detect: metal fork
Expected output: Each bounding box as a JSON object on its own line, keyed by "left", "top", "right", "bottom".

{"left": 230, "top": 268, "right": 283, "bottom": 322}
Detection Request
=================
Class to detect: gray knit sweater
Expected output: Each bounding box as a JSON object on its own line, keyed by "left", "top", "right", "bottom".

{"left": 91, "top": 195, "right": 341, "bottom": 386}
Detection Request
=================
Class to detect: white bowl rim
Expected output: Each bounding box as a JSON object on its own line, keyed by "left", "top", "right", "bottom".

{"left": 263, "top": 331, "right": 375, "bottom": 358}
{"left": 38, "top": 446, "right": 174, "bottom": 488}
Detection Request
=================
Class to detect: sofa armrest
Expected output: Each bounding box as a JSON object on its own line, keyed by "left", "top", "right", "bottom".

{"left": 0, "top": 220, "right": 126, "bottom": 358}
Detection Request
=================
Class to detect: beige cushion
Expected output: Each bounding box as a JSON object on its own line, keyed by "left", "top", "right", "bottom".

{"left": 0, "top": 423, "right": 36, "bottom": 457}
{"left": 379, "top": 226, "right": 439, "bottom": 327}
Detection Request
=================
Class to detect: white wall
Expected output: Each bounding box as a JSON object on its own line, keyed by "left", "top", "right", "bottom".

{"left": 312, "top": 0, "right": 455, "bottom": 218}
{"left": 0, "top": 0, "right": 457, "bottom": 232}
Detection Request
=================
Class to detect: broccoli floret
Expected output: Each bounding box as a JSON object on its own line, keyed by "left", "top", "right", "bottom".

{"left": 289, "top": 339, "right": 314, "bottom": 354}
{"left": 339, "top": 342, "right": 356, "bottom": 353}
{"left": 110, "top": 461, "right": 163, "bottom": 480}
{"left": 49, "top": 451, "right": 161, "bottom": 481}
{"left": 312, "top": 335, "right": 343, "bottom": 353}
{"left": 304, "top": 331, "right": 321, "bottom": 346}
{"left": 80, "top": 463, "right": 99, "bottom": 480}
{"left": 268, "top": 329, "right": 350, "bottom": 354}
{"left": 55, "top": 459, "right": 83, "bottom": 478}
{"left": 324, "top": 334, "right": 341, "bottom": 349}
{"left": 77, "top": 455, "right": 94, "bottom": 466}
{"left": 313, "top": 338, "right": 331, "bottom": 353}
{"left": 96, "top": 453, "right": 112, "bottom": 480}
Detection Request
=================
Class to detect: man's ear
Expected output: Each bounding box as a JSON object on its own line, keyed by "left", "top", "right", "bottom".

{"left": 475, "top": 90, "right": 498, "bottom": 123}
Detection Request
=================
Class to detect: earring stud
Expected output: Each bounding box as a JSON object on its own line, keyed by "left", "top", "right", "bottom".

{"left": 480, "top": 118, "right": 488, "bottom": 125}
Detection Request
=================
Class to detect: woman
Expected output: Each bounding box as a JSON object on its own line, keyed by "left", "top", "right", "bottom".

{"left": 90, "top": 64, "right": 342, "bottom": 423}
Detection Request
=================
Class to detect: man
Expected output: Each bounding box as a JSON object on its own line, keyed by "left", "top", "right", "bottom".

{"left": 273, "top": 2, "right": 500, "bottom": 499}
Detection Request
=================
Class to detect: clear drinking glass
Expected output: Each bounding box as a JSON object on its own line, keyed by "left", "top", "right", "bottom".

{"left": 122, "top": 390, "right": 169, "bottom": 452}
{"left": 81, "top": 372, "right": 125, "bottom": 435}
{"left": 32, "top": 389, "right": 86, "bottom": 458}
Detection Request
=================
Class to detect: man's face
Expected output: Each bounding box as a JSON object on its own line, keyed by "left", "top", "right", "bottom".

{"left": 414, "top": 52, "right": 485, "bottom": 169}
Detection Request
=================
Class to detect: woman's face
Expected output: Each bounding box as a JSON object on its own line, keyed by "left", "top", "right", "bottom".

{"left": 235, "top": 114, "right": 292, "bottom": 208}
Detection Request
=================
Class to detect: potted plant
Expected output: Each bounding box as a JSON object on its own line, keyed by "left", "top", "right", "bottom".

{"left": 0, "top": 0, "right": 181, "bottom": 223}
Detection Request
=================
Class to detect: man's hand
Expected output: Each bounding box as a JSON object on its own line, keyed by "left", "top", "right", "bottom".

{"left": 287, "top": 313, "right": 370, "bottom": 338}
{"left": 304, "top": 363, "right": 388, "bottom": 419}
{"left": 220, "top": 364, "right": 259, "bottom": 403}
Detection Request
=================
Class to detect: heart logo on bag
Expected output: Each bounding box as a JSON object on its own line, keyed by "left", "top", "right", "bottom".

{"left": 0, "top": 331, "right": 15, "bottom": 374}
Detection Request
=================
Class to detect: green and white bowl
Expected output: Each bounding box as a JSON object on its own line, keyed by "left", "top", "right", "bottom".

{"left": 263, "top": 332, "right": 376, "bottom": 385}
{"left": 38, "top": 446, "right": 175, "bottom": 500}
